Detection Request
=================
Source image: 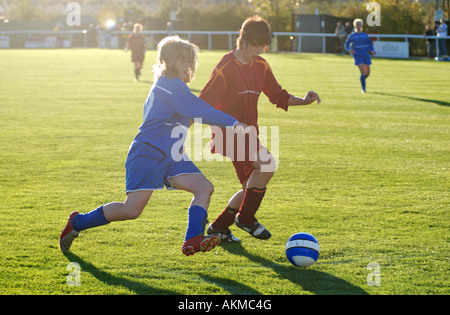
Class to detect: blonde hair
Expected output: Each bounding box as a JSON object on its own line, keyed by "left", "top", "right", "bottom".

{"left": 133, "top": 23, "right": 143, "bottom": 33}
{"left": 153, "top": 36, "right": 199, "bottom": 83}
{"left": 353, "top": 18, "right": 363, "bottom": 29}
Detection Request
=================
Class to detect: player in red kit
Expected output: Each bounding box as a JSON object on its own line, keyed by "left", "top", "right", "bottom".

{"left": 125, "top": 23, "right": 147, "bottom": 81}
{"left": 199, "top": 16, "right": 321, "bottom": 242}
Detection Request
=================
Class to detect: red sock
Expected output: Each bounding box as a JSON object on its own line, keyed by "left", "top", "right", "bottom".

{"left": 237, "top": 187, "right": 266, "bottom": 224}
{"left": 212, "top": 206, "right": 238, "bottom": 230}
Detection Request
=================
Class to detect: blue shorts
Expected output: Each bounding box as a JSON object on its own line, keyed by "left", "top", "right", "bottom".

{"left": 125, "top": 141, "right": 201, "bottom": 193}
{"left": 353, "top": 54, "right": 372, "bottom": 66}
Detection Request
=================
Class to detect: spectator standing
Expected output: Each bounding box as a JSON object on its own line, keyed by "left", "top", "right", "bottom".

{"left": 335, "top": 21, "right": 347, "bottom": 54}
{"left": 345, "top": 21, "right": 353, "bottom": 37}
{"left": 437, "top": 19, "right": 448, "bottom": 57}
{"left": 424, "top": 24, "right": 436, "bottom": 59}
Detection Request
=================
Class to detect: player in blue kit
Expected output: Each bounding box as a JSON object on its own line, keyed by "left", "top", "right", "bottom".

{"left": 345, "top": 19, "right": 376, "bottom": 93}
{"left": 59, "top": 36, "right": 249, "bottom": 256}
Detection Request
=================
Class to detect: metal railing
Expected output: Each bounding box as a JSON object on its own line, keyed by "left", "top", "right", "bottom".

{"left": 276, "top": 32, "right": 449, "bottom": 57}
{"left": 1, "top": 29, "right": 449, "bottom": 59}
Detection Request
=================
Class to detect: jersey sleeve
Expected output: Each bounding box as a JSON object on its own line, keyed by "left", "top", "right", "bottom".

{"left": 169, "top": 83, "right": 237, "bottom": 128}
{"left": 263, "top": 63, "right": 292, "bottom": 112}
{"left": 344, "top": 34, "right": 352, "bottom": 51}
{"left": 367, "top": 35, "right": 375, "bottom": 52}
{"left": 126, "top": 33, "right": 133, "bottom": 44}
{"left": 199, "top": 64, "right": 227, "bottom": 108}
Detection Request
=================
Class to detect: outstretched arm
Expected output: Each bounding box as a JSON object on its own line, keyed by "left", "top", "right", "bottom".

{"left": 287, "top": 90, "right": 321, "bottom": 106}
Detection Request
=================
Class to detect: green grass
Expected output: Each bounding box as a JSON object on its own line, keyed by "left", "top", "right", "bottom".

{"left": 0, "top": 49, "right": 448, "bottom": 295}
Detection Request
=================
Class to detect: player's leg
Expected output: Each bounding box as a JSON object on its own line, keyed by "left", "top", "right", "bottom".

{"left": 234, "top": 145, "right": 275, "bottom": 239}
{"left": 136, "top": 61, "right": 143, "bottom": 76}
{"left": 208, "top": 145, "right": 275, "bottom": 240}
{"left": 357, "top": 63, "right": 366, "bottom": 75}
{"left": 134, "top": 61, "right": 140, "bottom": 81}
{"left": 226, "top": 188, "right": 246, "bottom": 210}
{"left": 59, "top": 190, "right": 152, "bottom": 252}
{"left": 357, "top": 63, "right": 367, "bottom": 92}
{"left": 206, "top": 157, "right": 254, "bottom": 242}
{"left": 169, "top": 173, "right": 220, "bottom": 256}
{"left": 207, "top": 187, "right": 243, "bottom": 242}
{"left": 170, "top": 173, "right": 214, "bottom": 210}
{"left": 102, "top": 190, "right": 152, "bottom": 222}
{"left": 364, "top": 64, "right": 371, "bottom": 78}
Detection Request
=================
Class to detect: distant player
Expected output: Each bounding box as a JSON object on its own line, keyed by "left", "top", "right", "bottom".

{"left": 199, "top": 16, "right": 321, "bottom": 242}
{"left": 125, "top": 23, "right": 147, "bottom": 81}
{"left": 60, "top": 36, "right": 249, "bottom": 256}
{"left": 345, "top": 19, "right": 376, "bottom": 93}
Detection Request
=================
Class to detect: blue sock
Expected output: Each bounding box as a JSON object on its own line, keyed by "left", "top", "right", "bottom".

{"left": 185, "top": 205, "right": 208, "bottom": 241}
{"left": 360, "top": 75, "right": 367, "bottom": 91}
{"left": 72, "top": 205, "right": 110, "bottom": 232}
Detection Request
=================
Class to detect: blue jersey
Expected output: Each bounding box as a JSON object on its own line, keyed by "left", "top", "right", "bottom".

{"left": 345, "top": 32, "right": 375, "bottom": 56}
{"left": 132, "top": 76, "right": 237, "bottom": 156}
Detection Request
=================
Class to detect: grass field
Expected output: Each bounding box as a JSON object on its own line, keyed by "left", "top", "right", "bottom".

{"left": 0, "top": 48, "right": 448, "bottom": 296}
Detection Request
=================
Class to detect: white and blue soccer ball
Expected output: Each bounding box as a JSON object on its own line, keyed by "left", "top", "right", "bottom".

{"left": 285, "top": 232, "right": 320, "bottom": 267}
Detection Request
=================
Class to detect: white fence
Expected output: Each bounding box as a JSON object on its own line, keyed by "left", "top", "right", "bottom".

{"left": 0, "top": 29, "right": 449, "bottom": 59}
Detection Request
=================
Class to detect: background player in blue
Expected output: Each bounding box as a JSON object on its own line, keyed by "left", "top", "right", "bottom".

{"left": 59, "top": 36, "right": 249, "bottom": 256}
{"left": 345, "top": 19, "right": 376, "bottom": 93}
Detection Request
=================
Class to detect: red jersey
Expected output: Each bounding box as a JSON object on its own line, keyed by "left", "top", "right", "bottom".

{"left": 127, "top": 33, "right": 146, "bottom": 52}
{"left": 199, "top": 51, "right": 291, "bottom": 130}
{"left": 199, "top": 51, "right": 291, "bottom": 174}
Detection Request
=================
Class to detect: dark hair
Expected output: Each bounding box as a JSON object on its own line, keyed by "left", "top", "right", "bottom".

{"left": 237, "top": 15, "right": 271, "bottom": 49}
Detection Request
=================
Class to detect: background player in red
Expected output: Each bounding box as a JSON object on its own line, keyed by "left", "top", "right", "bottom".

{"left": 199, "top": 15, "right": 321, "bottom": 242}
{"left": 125, "top": 23, "right": 147, "bottom": 81}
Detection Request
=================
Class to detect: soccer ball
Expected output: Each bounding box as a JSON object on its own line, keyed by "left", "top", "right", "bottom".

{"left": 285, "top": 232, "right": 320, "bottom": 267}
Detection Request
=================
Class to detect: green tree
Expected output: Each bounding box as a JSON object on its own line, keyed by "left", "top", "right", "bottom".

{"left": 247, "top": 0, "right": 300, "bottom": 31}
{"left": 313, "top": 0, "right": 426, "bottom": 35}
{"left": 8, "top": 0, "right": 46, "bottom": 21}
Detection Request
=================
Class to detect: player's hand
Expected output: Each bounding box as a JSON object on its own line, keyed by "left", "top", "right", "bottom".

{"left": 304, "top": 90, "right": 321, "bottom": 105}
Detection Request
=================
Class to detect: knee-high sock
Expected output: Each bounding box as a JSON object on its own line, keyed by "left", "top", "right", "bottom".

{"left": 185, "top": 205, "right": 208, "bottom": 241}
{"left": 212, "top": 206, "right": 238, "bottom": 230}
{"left": 72, "top": 206, "right": 110, "bottom": 232}
{"left": 237, "top": 187, "right": 266, "bottom": 224}
{"left": 360, "top": 75, "right": 367, "bottom": 91}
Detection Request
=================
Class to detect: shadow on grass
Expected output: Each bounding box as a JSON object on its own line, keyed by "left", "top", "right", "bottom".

{"left": 63, "top": 252, "right": 178, "bottom": 295}
{"left": 63, "top": 244, "right": 367, "bottom": 295}
{"left": 200, "top": 274, "right": 262, "bottom": 295}
{"left": 373, "top": 92, "right": 450, "bottom": 107}
{"left": 219, "top": 243, "right": 368, "bottom": 295}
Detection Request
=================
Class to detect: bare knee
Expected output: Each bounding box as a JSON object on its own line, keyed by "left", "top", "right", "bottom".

{"left": 190, "top": 178, "right": 213, "bottom": 200}
{"left": 121, "top": 204, "right": 144, "bottom": 220}
{"left": 198, "top": 179, "right": 214, "bottom": 197}
{"left": 252, "top": 152, "right": 277, "bottom": 182}
{"left": 122, "top": 197, "right": 148, "bottom": 220}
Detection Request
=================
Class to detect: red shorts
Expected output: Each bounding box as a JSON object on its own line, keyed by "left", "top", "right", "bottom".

{"left": 210, "top": 126, "right": 259, "bottom": 184}
{"left": 231, "top": 160, "right": 255, "bottom": 184}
